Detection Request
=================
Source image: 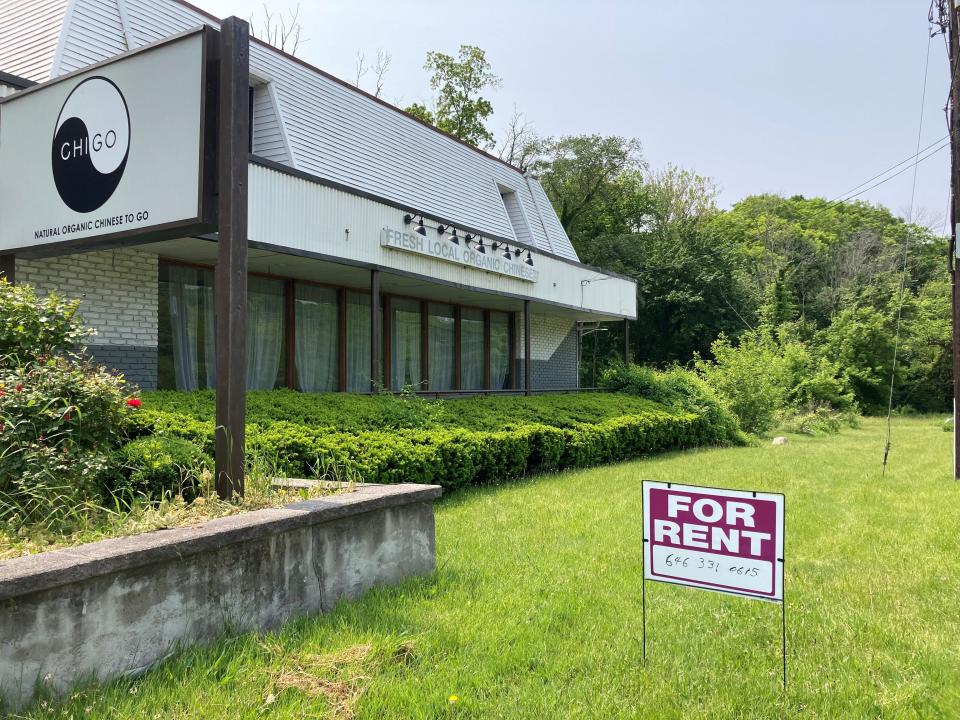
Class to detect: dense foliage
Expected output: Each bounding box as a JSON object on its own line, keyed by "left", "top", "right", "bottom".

{"left": 0, "top": 280, "right": 136, "bottom": 526}
{"left": 132, "top": 389, "right": 741, "bottom": 490}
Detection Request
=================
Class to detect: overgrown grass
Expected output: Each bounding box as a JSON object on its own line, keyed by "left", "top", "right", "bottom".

{"left": 0, "top": 454, "right": 361, "bottom": 560}
{"left": 9, "top": 417, "right": 960, "bottom": 718}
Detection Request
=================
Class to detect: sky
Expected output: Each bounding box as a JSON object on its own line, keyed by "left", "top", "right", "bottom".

{"left": 198, "top": 0, "right": 951, "bottom": 230}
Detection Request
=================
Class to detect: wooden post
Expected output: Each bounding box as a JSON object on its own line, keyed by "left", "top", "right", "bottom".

{"left": 215, "top": 16, "right": 250, "bottom": 499}
{"left": 0, "top": 254, "right": 14, "bottom": 283}
{"left": 370, "top": 270, "right": 380, "bottom": 392}
{"left": 524, "top": 299, "right": 532, "bottom": 396}
{"left": 624, "top": 318, "right": 631, "bottom": 365}
{"left": 951, "top": 2, "right": 960, "bottom": 478}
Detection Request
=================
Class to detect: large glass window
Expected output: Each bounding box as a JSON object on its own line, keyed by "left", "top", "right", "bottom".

{"left": 490, "top": 311, "right": 511, "bottom": 390}
{"left": 295, "top": 284, "right": 338, "bottom": 392}
{"left": 346, "top": 290, "right": 371, "bottom": 392}
{"left": 461, "top": 308, "right": 485, "bottom": 390}
{"left": 246, "top": 276, "right": 286, "bottom": 390}
{"left": 428, "top": 303, "right": 455, "bottom": 391}
{"left": 158, "top": 264, "right": 216, "bottom": 391}
{"left": 391, "top": 298, "right": 422, "bottom": 389}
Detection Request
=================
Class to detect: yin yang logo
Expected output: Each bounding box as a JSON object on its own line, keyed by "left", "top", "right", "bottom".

{"left": 51, "top": 77, "right": 130, "bottom": 213}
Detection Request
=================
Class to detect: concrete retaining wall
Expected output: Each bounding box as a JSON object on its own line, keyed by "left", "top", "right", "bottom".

{"left": 0, "top": 483, "right": 440, "bottom": 711}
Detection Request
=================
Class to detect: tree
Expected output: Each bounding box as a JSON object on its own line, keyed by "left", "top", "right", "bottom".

{"left": 535, "top": 135, "right": 646, "bottom": 244}
{"left": 405, "top": 45, "right": 501, "bottom": 147}
{"left": 249, "top": 3, "right": 305, "bottom": 56}
{"left": 497, "top": 108, "right": 541, "bottom": 172}
{"left": 354, "top": 48, "right": 391, "bottom": 98}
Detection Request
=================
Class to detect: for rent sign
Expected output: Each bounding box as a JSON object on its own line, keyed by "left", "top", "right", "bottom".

{"left": 642, "top": 481, "right": 784, "bottom": 602}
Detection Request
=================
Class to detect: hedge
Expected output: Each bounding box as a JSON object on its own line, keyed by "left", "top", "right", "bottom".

{"left": 140, "top": 390, "right": 671, "bottom": 432}
{"left": 128, "top": 406, "right": 729, "bottom": 491}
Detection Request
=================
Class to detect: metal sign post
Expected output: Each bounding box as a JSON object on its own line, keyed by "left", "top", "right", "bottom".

{"left": 640, "top": 481, "right": 787, "bottom": 690}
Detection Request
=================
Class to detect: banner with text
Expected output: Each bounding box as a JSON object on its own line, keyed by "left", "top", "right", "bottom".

{"left": 381, "top": 228, "right": 539, "bottom": 283}
{"left": 0, "top": 29, "right": 212, "bottom": 254}
{"left": 643, "top": 481, "right": 784, "bottom": 602}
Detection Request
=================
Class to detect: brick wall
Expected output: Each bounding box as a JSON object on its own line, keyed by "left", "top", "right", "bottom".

{"left": 516, "top": 314, "right": 579, "bottom": 390}
{"left": 15, "top": 249, "right": 159, "bottom": 389}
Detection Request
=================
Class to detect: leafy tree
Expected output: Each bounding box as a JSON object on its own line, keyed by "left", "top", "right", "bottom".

{"left": 535, "top": 135, "right": 647, "bottom": 245}
{"left": 405, "top": 45, "right": 501, "bottom": 147}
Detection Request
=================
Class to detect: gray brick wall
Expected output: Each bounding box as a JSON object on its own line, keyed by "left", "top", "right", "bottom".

{"left": 516, "top": 314, "right": 579, "bottom": 390}
{"left": 87, "top": 345, "right": 158, "bottom": 390}
{"left": 16, "top": 248, "right": 159, "bottom": 389}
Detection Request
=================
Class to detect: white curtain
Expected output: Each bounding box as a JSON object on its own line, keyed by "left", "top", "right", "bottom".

{"left": 428, "top": 304, "right": 455, "bottom": 391}
{"left": 461, "top": 308, "right": 485, "bottom": 390}
{"left": 167, "top": 265, "right": 215, "bottom": 391}
{"left": 490, "top": 311, "right": 510, "bottom": 390}
{"left": 392, "top": 298, "right": 422, "bottom": 389}
{"left": 346, "top": 291, "right": 372, "bottom": 392}
{"left": 246, "top": 276, "right": 284, "bottom": 390}
{"left": 295, "top": 285, "right": 338, "bottom": 392}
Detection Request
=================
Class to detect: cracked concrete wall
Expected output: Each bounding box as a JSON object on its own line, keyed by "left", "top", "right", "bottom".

{"left": 0, "top": 486, "right": 438, "bottom": 711}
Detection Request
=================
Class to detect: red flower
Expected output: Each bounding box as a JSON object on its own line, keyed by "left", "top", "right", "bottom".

{"left": 15, "top": 382, "right": 23, "bottom": 393}
{"left": 127, "top": 398, "right": 142, "bottom": 408}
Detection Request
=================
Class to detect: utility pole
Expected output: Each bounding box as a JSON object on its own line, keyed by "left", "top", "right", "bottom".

{"left": 948, "top": 0, "right": 960, "bottom": 478}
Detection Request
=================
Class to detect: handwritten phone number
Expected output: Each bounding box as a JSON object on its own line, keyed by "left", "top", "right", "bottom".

{"left": 662, "top": 552, "right": 760, "bottom": 578}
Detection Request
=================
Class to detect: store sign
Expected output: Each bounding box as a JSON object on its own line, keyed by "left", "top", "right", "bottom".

{"left": 380, "top": 227, "right": 539, "bottom": 283}
{"left": 643, "top": 481, "right": 784, "bottom": 602}
{"left": 0, "top": 29, "right": 214, "bottom": 253}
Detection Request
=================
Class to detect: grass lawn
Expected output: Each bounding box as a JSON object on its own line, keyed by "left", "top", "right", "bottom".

{"left": 15, "top": 416, "right": 960, "bottom": 719}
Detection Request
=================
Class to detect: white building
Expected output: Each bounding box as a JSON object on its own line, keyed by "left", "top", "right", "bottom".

{"left": 0, "top": 0, "right": 636, "bottom": 394}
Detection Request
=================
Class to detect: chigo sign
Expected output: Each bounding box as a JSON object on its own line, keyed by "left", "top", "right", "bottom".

{"left": 0, "top": 28, "right": 215, "bottom": 254}
{"left": 380, "top": 227, "right": 539, "bottom": 283}
{"left": 642, "top": 481, "right": 784, "bottom": 601}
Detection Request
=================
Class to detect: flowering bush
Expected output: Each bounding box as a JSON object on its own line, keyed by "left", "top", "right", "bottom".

{"left": 0, "top": 279, "right": 135, "bottom": 527}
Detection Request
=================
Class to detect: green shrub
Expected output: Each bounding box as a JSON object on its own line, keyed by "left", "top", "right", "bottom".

{"left": 141, "top": 389, "right": 669, "bottom": 433}
{"left": 0, "top": 280, "right": 136, "bottom": 527}
{"left": 695, "top": 332, "right": 787, "bottom": 435}
{"left": 136, "top": 404, "right": 731, "bottom": 491}
{"left": 599, "top": 363, "right": 743, "bottom": 444}
{"left": 108, "top": 436, "right": 211, "bottom": 500}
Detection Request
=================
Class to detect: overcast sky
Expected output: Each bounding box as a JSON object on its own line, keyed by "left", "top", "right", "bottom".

{"left": 199, "top": 0, "right": 950, "bottom": 230}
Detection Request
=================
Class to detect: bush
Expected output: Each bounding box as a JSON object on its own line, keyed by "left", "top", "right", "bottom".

{"left": 141, "top": 389, "right": 670, "bottom": 432}
{"left": 599, "top": 363, "right": 743, "bottom": 444}
{"left": 695, "top": 332, "right": 788, "bottom": 435}
{"left": 108, "top": 436, "right": 211, "bottom": 500}
{"left": 133, "top": 403, "right": 732, "bottom": 491}
{"left": 0, "top": 280, "right": 136, "bottom": 526}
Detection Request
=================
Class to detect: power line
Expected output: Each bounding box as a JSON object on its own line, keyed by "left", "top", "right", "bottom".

{"left": 829, "top": 134, "right": 947, "bottom": 204}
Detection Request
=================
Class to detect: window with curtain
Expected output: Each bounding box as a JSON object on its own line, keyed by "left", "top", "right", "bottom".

{"left": 428, "top": 304, "right": 455, "bottom": 391}
{"left": 295, "top": 284, "right": 338, "bottom": 392}
{"left": 391, "top": 298, "right": 422, "bottom": 390}
{"left": 461, "top": 307, "right": 485, "bottom": 390}
{"left": 158, "top": 263, "right": 216, "bottom": 391}
{"left": 490, "top": 311, "right": 511, "bottom": 390}
{"left": 346, "top": 290, "right": 372, "bottom": 392}
{"left": 246, "top": 276, "right": 285, "bottom": 390}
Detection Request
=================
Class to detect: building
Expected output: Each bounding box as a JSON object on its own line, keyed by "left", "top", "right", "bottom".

{"left": 0, "top": 0, "right": 636, "bottom": 395}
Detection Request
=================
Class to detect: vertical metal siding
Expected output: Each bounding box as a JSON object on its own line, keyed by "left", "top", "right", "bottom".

{"left": 0, "top": 0, "right": 70, "bottom": 81}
